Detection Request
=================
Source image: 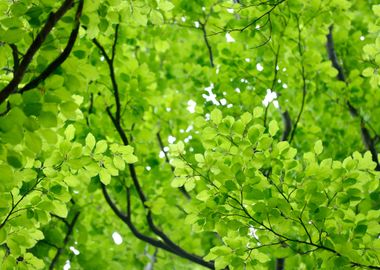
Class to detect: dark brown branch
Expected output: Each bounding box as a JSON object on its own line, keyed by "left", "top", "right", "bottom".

{"left": 281, "top": 110, "right": 292, "bottom": 141}
{"left": 49, "top": 211, "right": 80, "bottom": 270}
{"left": 157, "top": 132, "right": 191, "bottom": 199}
{"left": 92, "top": 24, "right": 121, "bottom": 123}
{"left": 200, "top": 22, "right": 214, "bottom": 67}
{"left": 19, "top": 0, "right": 84, "bottom": 93}
{"left": 96, "top": 35, "right": 214, "bottom": 269}
{"left": 102, "top": 184, "right": 214, "bottom": 269}
{"left": 9, "top": 44, "right": 19, "bottom": 72}
{"left": 326, "top": 25, "right": 380, "bottom": 171}
{"left": 0, "top": 0, "right": 75, "bottom": 105}
{"left": 326, "top": 25, "right": 346, "bottom": 82}
{"left": 0, "top": 101, "right": 11, "bottom": 117}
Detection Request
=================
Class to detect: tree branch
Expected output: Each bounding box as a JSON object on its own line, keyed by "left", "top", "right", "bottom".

{"left": 0, "top": 0, "right": 76, "bottom": 105}
{"left": 9, "top": 44, "right": 19, "bottom": 72}
{"left": 49, "top": 211, "right": 80, "bottom": 270}
{"left": 200, "top": 22, "right": 214, "bottom": 68}
{"left": 19, "top": 0, "right": 84, "bottom": 93}
{"left": 326, "top": 25, "right": 380, "bottom": 171}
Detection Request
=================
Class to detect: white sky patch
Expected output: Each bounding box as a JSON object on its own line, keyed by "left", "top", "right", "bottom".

{"left": 278, "top": 79, "right": 281, "bottom": 83}
{"left": 223, "top": 91, "right": 227, "bottom": 96}
{"left": 282, "top": 67, "right": 287, "bottom": 72}
{"left": 163, "top": 146, "right": 169, "bottom": 152}
{"left": 168, "top": 135, "right": 176, "bottom": 144}
{"left": 189, "top": 147, "right": 194, "bottom": 152}
{"left": 248, "top": 226, "right": 259, "bottom": 240}
{"left": 220, "top": 98, "right": 227, "bottom": 106}
{"left": 282, "top": 83, "right": 288, "bottom": 89}
{"left": 227, "top": 104, "right": 233, "bottom": 108}
{"left": 187, "top": 100, "right": 196, "bottom": 113}
{"left": 145, "top": 166, "right": 151, "bottom": 171}
{"left": 112, "top": 232, "right": 123, "bottom": 245}
{"left": 194, "top": 21, "right": 200, "bottom": 28}
{"left": 255, "top": 24, "right": 260, "bottom": 29}
{"left": 216, "top": 65, "right": 220, "bottom": 74}
{"left": 205, "top": 113, "right": 210, "bottom": 120}
{"left": 180, "top": 129, "right": 184, "bottom": 133}
{"left": 203, "top": 83, "right": 220, "bottom": 105}
{"left": 100, "top": 56, "right": 105, "bottom": 62}
{"left": 159, "top": 151, "right": 165, "bottom": 158}
{"left": 273, "top": 100, "right": 279, "bottom": 108}
{"left": 166, "top": 107, "right": 171, "bottom": 112}
{"left": 256, "top": 63, "right": 264, "bottom": 71}
{"left": 360, "top": 36, "right": 365, "bottom": 41}
{"left": 70, "top": 246, "right": 80, "bottom": 256}
{"left": 227, "top": 8, "right": 234, "bottom": 13}
{"left": 262, "top": 89, "right": 278, "bottom": 107}
{"left": 245, "top": 58, "right": 251, "bottom": 62}
{"left": 186, "top": 125, "right": 193, "bottom": 132}
{"left": 63, "top": 260, "right": 71, "bottom": 270}
{"left": 225, "top": 32, "right": 235, "bottom": 43}
{"left": 202, "top": 6, "right": 206, "bottom": 11}
{"left": 235, "top": 88, "right": 241, "bottom": 93}
{"left": 184, "top": 135, "right": 192, "bottom": 143}
{"left": 276, "top": 65, "right": 280, "bottom": 70}
{"left": 181, "top": 16, "right": 186, "bottom": 22}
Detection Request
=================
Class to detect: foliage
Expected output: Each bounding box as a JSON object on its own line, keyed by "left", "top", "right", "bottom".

{"left": 0, "top": 0, "right": 379, "bottom": 269}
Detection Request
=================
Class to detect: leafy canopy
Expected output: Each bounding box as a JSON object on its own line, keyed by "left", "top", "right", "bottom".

{"left": 0, "top": 0, "right": 379, "bottom": 269}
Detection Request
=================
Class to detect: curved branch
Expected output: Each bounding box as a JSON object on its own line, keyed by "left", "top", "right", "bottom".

{"left": 326, "top": 26, "right": 380, "bottom": 171}
{"left": 0, "top": 0, "right": 76, "bottom": 105}
{"left": 20, "top": 0, "right": 84, "bottom": 93}
{"left": 49, "top": 211, "right": 80, "bottom": 270}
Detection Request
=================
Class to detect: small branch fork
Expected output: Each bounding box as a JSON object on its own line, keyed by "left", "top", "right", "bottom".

{"left": 92, "top": 25, "right": 214, "bottom": 269}
{"left": 0, "top": 0, "right": 84, "bottom": 105}
{"left": 326, "top": 25, "right": 380, "bottom": 171}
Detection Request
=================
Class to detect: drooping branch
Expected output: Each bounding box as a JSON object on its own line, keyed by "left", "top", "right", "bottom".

{"left": 102, "top": 184, "right": 214, "bottom": 269}
{"left": 94, "top": 31, "right": 215, "bottom": 269}
{"left": 281, "top": 110, "right": 292, "bottom": 141}
{"left": 326, "top": 26, "right": 380, "bottom": 171}
{"left": 49, "top": 211, "right": 80, "bottom": 270}
{"left": 0, "top": 0, "right": 76, "bottom": 105}
{"left": 92, "top": 24, "right": 121, "bottom": 123}
{"left": 9, "top": 44, "right": 19, "bottom": 72}
{"left": 200, "top": 21, "right": 214, "bottom": 68}
{"left": 19, "top": 0, "right": 84, "bottom": 93}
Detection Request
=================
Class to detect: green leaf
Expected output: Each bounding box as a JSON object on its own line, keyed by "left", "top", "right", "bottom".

{"left": 125, "top": 154, "right": 138, "bottom": 164}
{"left": 314, "top": 140, "right": 323, "bottom": 155}
{"left": 210, "top": 109, "right": 223, "bottom": 125}
{"left": 94, "top": 140, "right": 108, "bottom": 154}
{"left": 268, "top": 120, "right": 279, "bottom": 136}
{"left": 86, "top": 133, "right": 96, "bottom": 150}
{"left": 64, "top": 124, "right": 75, "bottom": 141}
{"left": 113, "top": 156, "right": 125, "bottom": 170}
{"left": 150, "top": 10, "right": 164, "bottom": 25}
{"left": 158, "top": 1, "right": 175, "bottom": 11}
{"left": 99, "top": 169, "right": 111, "bottom": 185}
